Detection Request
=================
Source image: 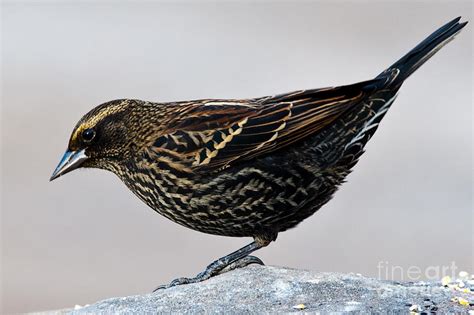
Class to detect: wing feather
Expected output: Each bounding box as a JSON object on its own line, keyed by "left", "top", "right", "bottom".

{"left": 149, "top": 80, "right": 378, "bottom": 172}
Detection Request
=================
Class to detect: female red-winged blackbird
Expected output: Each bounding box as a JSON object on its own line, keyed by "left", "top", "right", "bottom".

{"left": 51, "top": 17, "right": 467, "bottom": 289}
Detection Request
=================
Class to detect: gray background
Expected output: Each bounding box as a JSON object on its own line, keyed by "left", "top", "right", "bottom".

{"left": 1, "top": 1, "right": 472, "bottom": 313}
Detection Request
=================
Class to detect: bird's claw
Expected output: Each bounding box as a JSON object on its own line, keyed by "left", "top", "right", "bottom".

{"left": 153, "top": 277, "right": 195, "bottom": 291}
{"left": 152, "top": 255, "right": 264, "bottom": 292}
{"left": 219, "top": 255, "right": 264, "bottom": 275}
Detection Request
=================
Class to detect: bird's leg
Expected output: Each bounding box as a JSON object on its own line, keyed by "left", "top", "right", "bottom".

{"left": 153, "top": 240, "right": 267, "bottom": 291}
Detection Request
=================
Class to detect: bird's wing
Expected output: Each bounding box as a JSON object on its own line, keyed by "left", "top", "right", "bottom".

{"left": 149, "top": 80, "right": 378, "bottom": 172}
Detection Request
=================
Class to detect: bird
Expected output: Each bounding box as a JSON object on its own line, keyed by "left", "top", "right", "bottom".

{"left": 50, "top": 17, "right": 467, "bottom": 290}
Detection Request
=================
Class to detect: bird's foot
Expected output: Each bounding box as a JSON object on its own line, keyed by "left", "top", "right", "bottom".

{"left": 153, "top": 255, "right": 264, "bottom": 291}
{"left": 219, "top": 255, "right": 264, "bottom": 275}
{"left": 153, "top": 276, "right": 201, "bottom": 291}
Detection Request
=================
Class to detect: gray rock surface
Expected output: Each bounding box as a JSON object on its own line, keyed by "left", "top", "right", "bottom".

{"left": 49, "top": 265, "right": 473, "bottom": 314}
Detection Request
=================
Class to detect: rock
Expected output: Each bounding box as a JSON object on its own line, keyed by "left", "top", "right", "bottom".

{"left": 50, "top": 266, "right": 474, "bottom": 313}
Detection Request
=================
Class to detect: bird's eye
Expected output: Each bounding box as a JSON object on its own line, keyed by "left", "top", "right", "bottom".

{"left": 82, "top": 128, "right": 96, "bottom": 142}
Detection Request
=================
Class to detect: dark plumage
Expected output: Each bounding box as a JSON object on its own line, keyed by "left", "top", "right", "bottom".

{"left": 51, "top": 17, "right": 467, "bottom": 289}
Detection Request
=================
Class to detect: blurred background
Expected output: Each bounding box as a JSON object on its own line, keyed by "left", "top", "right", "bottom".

{"left": 1, "top": 1, "right": 472, "bottom": 313}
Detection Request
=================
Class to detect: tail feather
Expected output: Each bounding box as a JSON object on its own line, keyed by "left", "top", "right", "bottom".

{"left": 379, "top": 16, "right": 468, "bottom": 87}
{"left": 337, "top": 17, "right": 467, "bottom": 168}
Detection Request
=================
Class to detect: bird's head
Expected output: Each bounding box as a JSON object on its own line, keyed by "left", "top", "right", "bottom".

{"left": 50, "top": 99, "right": 141, "bottom": 181}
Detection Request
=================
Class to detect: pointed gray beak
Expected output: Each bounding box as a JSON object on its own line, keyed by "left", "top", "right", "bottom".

{"left": 50, "top": 149, "right": 88, "bottom": 181}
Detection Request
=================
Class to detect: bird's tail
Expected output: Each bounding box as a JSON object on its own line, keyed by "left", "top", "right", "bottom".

{"left": 377, "top": 16, "right": 468, "bottom": 88}
{"left": 335, "top": 17, "right": 467, "bottom": 169}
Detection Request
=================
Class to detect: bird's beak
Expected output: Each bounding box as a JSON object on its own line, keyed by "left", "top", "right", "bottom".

{"left": 50, "top": 149, "right": 88, "bottom": 181}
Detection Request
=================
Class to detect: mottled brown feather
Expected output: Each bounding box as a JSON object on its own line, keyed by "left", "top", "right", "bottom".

{"left": 149, "top": 84, "right": 369, "bottom": 172}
